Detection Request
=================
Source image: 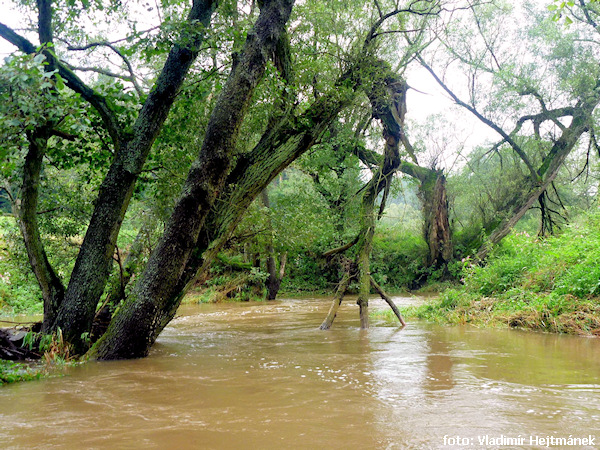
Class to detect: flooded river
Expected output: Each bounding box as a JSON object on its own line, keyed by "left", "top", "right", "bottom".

{"left": 1, "top": 296, "right": 600, "bottom": 449}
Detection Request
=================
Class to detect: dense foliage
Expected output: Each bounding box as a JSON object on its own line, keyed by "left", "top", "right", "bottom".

{"left": 406, "top": 210, "right": 600, "bottom": 335}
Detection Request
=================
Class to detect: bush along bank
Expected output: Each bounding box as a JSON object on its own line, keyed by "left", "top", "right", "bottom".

{"left": 402, "top": 211, "right": 600, "bottom": 336}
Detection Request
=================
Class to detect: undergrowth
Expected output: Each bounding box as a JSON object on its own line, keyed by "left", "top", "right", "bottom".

{"left": 396, "top": 210, "right": 600, "bottom": 336}
{"left": 0, "top": 360, "right": 43, "bottom": 385}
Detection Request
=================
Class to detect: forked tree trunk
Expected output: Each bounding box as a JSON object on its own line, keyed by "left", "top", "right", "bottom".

{"left": 51, "top": 0, "right": 218, "bottom": 352}
{"left": 92, "top": 0, "right": 295, "bottom": 360}
{"left": 321, "top": 71, "right": 405, "bottom": 330}
{"left": 319, "top": 271, "right": 353, "bottom": 330}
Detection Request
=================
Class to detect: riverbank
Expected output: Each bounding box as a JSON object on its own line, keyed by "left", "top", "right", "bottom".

{"left": 389, "top": 213, "right": 600, "bottom": 336}
{"left": 394, "top": 290, "right": 600, "bottom": 336}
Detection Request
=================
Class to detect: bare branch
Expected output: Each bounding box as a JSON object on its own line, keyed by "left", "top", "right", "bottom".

{"left": 417, "top": 55, "right": 539, "bottom": 181}
{"left": 322, "top": 234, "right": 361, "bottom": 258}
{"left": 65, "top": 41, "right": 144, "bottom": 97}
{"left": 64, "top": 62, "right": 144, "bottom": 97}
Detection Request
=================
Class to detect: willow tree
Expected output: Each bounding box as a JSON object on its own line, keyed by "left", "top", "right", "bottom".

{"left": 417, "top": 1, "right": 600, "bottom": 259}
{"left": 319, "top": 67, "right": 409, "bottom": 330}
{"left": 2, "top": 0, "right": 443, "bottom": 359}
{"left": 93, "top": 1, "right": 442, "bottom": 358}
{"left": 1, "top": 0, "right": 218, "bottom": 349}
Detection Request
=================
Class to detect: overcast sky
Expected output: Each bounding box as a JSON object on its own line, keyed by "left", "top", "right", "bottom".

{"left": 0, "top": 0, "right": 498, "bottom": 170}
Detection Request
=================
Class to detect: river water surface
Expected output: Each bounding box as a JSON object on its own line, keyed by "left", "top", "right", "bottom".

{"left": 1, "top": 296, "right": 600, "bottom": 449}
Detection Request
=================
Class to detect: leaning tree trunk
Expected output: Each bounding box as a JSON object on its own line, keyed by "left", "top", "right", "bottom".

{"left": 51, "top": 0, "right": 217, "bottom": 352}
{"left": 92, "top": 52, "right": 383, "bottom": 357}
{"left": 17, "top": 129, "right": 65, "bottom": 331}
{"left": 476, "top": 95, "right": 599, "bottom": 260}
{"left": 92, "top": 0, "right": 295, "bottom": 360}
{"left": 319, "top": 271, "right": 353, "bottom": 330}
{"left": 122, "top": 54, "right": 371, "bottom": 342}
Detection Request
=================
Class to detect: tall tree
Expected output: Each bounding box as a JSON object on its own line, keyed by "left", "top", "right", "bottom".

{"left": 1, "top": 0, "right": 218, "bottom": 346}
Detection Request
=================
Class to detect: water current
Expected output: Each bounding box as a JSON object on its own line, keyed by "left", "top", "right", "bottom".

{"left": 1, "top": 296, "right": 599, "bottom": 449}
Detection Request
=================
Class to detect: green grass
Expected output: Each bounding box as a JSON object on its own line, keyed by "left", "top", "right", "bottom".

{"left": 384, "top": 211, "right": 600, "bottom": 336}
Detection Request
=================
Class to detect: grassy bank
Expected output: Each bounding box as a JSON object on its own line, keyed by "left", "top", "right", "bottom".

{"left": 395, "top": 211, "right": 600, "bottom": 336}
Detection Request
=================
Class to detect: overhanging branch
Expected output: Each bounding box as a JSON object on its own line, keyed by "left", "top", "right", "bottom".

{"left": 0, "top": 22, "right": 123, "bottom": 147}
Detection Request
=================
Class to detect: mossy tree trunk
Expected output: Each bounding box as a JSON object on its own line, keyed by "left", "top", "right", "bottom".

{"left": 17, "top": 129, "right": 65, "bottom": 332}
{"left": 321, "top": 70, "right": 406, "bottom": 330}
{"left": 260, "top": 189, "right": 286, "bottom": 300}
{"left": 93, "top": 0, "right": 295, "bottom": 360}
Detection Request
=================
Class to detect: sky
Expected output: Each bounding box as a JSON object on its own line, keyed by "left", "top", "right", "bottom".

{"left": 0, "top": 0, "right": 499, "bottom": 170}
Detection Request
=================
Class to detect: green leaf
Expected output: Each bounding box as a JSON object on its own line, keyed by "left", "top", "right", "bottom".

{"left": 54, "top": 73, "right": 65, "bottom": 91}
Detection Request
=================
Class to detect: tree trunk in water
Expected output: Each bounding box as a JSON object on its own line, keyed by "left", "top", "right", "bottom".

{"left": 92, "top": 0, "right": 295, "bottom": 360}
{"left": 260, "top": 189, "right": 286, "bottom": 300}
{"left": 17, "top": 129, "right": 65, "bottom": 332}
{"left": 356, "top": 191, "right": 376, "bottom": 329}
{"left": 52, "top": 0, "right": 217, "bottom": 352}
{"left": 370, "top": 276, "right": 405, "bottom": 326}
{"left": 125, "top": 55, "right": 369, "bottom": 339}
{"left": 319, "top": 271, "right": 352, "bottom": 330}
{"left": 319, "top": 69, "right": 405, "bottom": 330}
{"left": 92, "top": 51, "right": 378, "bottom": 358}
{"left": 265, "top": 252, "right": 286, "bottom": 300}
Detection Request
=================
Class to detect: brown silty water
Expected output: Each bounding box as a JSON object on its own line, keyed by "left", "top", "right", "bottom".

{"left": 1, "top": 296, "right": 599, "bottom": 449}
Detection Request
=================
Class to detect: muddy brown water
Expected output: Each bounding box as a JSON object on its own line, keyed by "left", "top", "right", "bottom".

{"left": 1, "top": 296, "right": 600, "bottom": 449}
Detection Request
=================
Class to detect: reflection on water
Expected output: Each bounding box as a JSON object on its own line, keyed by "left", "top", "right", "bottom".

{"left": 1, "top": 297, "right": 599, "bottom": 449}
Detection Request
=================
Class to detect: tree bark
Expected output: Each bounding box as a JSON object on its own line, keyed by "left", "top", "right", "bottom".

{"left": 92, "top": 0, "right": 295, "bottom": 360}
{"left": 16, "top": 129, "right": 65, "bottom": 331}
{"left": 261, "top": 189, "right": 286, "bottom": 300}
{"left": 420, "top": 170, "right": 452, "bottom": 269}
{"left": 52, "top": 0, "right": 218, "bottom": 351}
